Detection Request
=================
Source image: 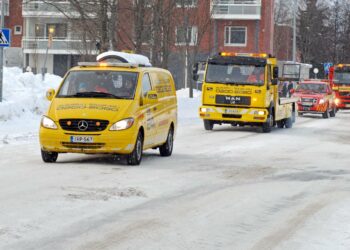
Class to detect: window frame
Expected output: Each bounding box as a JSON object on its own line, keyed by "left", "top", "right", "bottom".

{"left": 224, "top": 26, "right": 247, "bottom": 47}
{"left": 175, "top": 26, "right": 198, "bottom": 46}
{"left": 176, "top": 0, "right": 198, "bottom": 8}
{"left": 14, "top": 25, "right": 22, "bottom": 35}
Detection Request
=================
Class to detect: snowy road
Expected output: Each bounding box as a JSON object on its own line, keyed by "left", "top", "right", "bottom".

{"left": 1, "top": 111, "right": 350, "bottom": 250}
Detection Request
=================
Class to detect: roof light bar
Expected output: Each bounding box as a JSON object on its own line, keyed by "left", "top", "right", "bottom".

{"left": 77, "top": 62, "right": 138, "bottom": 68}
{"left": 219, "top": 52, "right": 269, "bottom": 58}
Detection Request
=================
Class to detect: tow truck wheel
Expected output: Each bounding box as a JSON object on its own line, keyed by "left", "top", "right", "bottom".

{"left": 322, "top": 106, "right": 330, "bottom": 119}
{"left": 41, "top": 150, "right": 58, "bottom": 163}
{"left": 330, "top": 107, "right": 336, "bottom": 117}
{"left": 276, "top": 120, "right": 285, "bottom": 128}
{"left": 204, "top": 120, "right": 214, "bottom": 131}
{"left": 159, "top": 127, "right": 174, "bottom": 157}
{"left": 127, "top": 132, "right": 143, "bottom": 166}
{"left": 285, "top": 117, "right": 293, "bottom": 128}
{"left": 262, "top": 112, "right": 273, "bottom": 133}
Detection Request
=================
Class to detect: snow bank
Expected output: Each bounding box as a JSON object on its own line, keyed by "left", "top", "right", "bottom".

{"left": 176, "top": 88, "right": 201, "bottom": 126}
{"left": 0, "top": 67, "right": 62, "bottom": 121}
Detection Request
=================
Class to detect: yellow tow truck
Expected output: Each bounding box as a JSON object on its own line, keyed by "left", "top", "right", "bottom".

{"left": 193, "top": 52, "right": 297, "bottom": 133}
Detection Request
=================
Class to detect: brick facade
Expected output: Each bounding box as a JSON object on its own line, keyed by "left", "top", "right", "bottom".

{"left": 5, "top": 0, "right": 23, "bottom": 48}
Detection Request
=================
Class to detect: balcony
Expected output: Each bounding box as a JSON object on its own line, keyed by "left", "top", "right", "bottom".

{"left": 22, "top": 1, "right": 76, "bottom": 17}
{"left": 22, "top": 38, "right": 96, "bottom": 55}
{"left": 211, "top": 0, "right": 261, "bottom": 20}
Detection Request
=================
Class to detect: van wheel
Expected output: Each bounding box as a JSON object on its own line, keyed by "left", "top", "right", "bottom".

{"left": 322, "top": 106, "right": 330, "bottom": 119}
{"left": 298, "top": 112, "right": 303, "bottom": 116}
{"left": 330, "top": 107, "right": 336, "bottom": 117}
{"left": 159, "top": 127, "right": 174, "bottom": 157}
{"left": 285, "top": 117, "right": 293, "bottom": 128}
{"left": 41, "top": 150, "right": 58, "bottom": 163}
{"left": 204, "top": 120, "right": 214, "bottom": 130}
{"left": 127, "top": 132, "right": 143, "bottom": 166}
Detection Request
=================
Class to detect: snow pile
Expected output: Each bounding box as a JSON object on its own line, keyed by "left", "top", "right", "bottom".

{"left": 0, "top": 67, "right": 62, "bottom": 121}
{"left": 177, "top": 88, "right": 201, "bottom": 125}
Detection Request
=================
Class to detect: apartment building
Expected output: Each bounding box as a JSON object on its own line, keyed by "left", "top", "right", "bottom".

{"left": 22, "top": 1, "right": 96, "bottom": 76}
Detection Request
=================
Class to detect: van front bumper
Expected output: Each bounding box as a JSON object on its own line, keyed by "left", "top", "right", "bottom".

{"left": 40, "top": 126, "right": 138, "bottom": 154}
{"left": 199, "top": 106, "right": 268, "bottom": 123}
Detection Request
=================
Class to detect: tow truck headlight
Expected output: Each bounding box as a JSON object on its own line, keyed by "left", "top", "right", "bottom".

{"left": 319, "top": 99, "right": 325, "bottom": 104}
{"left": 200, "top": 108, "right": 214, "bottom": 112}
{"left": 110, "top": 118, "right": 134, "bottom": 131}
{"left": 41, "top": 116, "right": 58, "bottom": 129}
{"left": 258, "top": 111, "right": 265, "bottom": 116}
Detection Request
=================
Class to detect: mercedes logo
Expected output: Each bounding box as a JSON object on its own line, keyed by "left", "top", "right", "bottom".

{"left": 78, "top": 120, "right": 89, "bottom": 131}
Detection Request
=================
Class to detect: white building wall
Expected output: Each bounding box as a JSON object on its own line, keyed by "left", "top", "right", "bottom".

{"left": 28, "top": 54, "right": 53, "bottom": 74}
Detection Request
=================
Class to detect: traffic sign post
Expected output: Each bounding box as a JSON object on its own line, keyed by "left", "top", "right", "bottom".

{"left": 0, "top": 0, "right": 11, "bottom": 102}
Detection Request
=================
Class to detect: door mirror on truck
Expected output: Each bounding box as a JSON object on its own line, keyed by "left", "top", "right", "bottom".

{"left": 192, "top": 63, "right": 199, "bottom": 81}
{"left": 273, "top": 67, "right": 279, "bottom": 79}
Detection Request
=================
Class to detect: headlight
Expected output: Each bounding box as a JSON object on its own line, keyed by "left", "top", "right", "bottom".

{"left": 258, "top": 111, "right": 265, "bottom": 116}
{"left": 200, "top": 108, "right": 207, "bottom": 112}
{"left": 41, "top": 116, "right": 58, "bottom": 129}
{"left": 319, "top": 99, "right": 325, "bottom": 104}
{"left": 335, "top": 98, "right": 340, "bottom": 105}
{"left": 110, "top": 118, "right": 134, "bottom": 131}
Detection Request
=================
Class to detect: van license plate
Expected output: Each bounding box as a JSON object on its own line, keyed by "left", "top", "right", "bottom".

{"left": 70, "top": 136, "right": 94, "bottom": 143}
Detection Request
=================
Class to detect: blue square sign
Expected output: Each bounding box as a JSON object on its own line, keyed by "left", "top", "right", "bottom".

{"left": 0, "top": 29, "right": 11, "bottom": 47}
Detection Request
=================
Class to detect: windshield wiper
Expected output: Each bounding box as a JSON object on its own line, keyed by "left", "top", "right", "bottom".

{"left": 61, "top": 92, "right": 129, "bottom": 99}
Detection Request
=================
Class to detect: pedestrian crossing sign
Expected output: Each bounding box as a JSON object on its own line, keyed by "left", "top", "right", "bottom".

{"left": 0, "top": 29, "right": 10, "bottom": 47}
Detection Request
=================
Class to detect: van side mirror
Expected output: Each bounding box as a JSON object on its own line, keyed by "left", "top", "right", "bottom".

{"left": 46, "top": 88, "right": 55, "bottom": 101}
{"left": 273, "top": 67, "right": 279, "bottom": 79}
{"left": 192, "top": 63, "right": 199, "bottom": 81}
{"left": 144, "top": 90, "right": 158, "bottom": 105}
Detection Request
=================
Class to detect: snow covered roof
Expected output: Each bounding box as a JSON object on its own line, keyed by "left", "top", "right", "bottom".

{"left": 96, "top": 51, "right": 152, "bottom": 67}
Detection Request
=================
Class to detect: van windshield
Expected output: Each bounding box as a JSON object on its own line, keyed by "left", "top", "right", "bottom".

{"left": 57, "top": 71, "right": 138, "bottom": 99}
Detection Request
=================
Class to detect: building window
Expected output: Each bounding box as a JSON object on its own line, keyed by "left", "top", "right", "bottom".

{"left": 176, "top": 0, "right": 197, "bottom": 8}
{"left": 46, "top": 24, "right": 68, "bottom": 39}
{"left": 0, "top": 0, "right": 9, "bottom": 16}
{"left": 14, "top": 26, "right": 22, "bottom": 35}
{"left": 35, "top": 24, "right": 45, "bottom": 37}
{"left": 176, "top": 26, "right": 198, "bottom": 45}
{"left": 224, "top": 26, "right": 247, "bottom": 46}
{"left": 141, "top": 25, "right": 152, "bottom": 45}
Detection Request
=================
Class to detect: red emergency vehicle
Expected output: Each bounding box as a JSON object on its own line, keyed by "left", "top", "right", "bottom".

{"left": 329, "top": 64, "right": 350, "bottom": 109}
{"left": 293, "top": 80, "right": 337, "bottom": 118}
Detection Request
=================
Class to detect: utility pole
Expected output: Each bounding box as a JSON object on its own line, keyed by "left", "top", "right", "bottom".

{"left": 292, "top": 0, "right": 297, "bottom": 62}
{"left": 0, "top": 0, "right": 4, "bottom": 102}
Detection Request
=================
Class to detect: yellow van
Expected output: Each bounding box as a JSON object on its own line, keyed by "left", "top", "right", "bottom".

{"left": 39, "top": 52, "right": 177, "bottom": 165}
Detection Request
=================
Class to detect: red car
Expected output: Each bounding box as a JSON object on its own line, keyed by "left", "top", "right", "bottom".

{"left": 293, "top": 80, "right": 337, "bottom": 118}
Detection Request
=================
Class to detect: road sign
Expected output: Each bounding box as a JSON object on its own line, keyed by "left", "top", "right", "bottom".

{"left": 324, "top": 63, "right": 333, "bottom": 75}
{"left": 0, "top": 28, "right": 10, "bottom": 47}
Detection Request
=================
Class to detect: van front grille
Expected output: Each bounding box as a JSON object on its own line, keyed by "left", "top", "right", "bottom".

{"left": 61, "top": 142, "right": 105, "bottom": 149}
{"left": 59, "top": 119, "right": 109, "bottom": 132}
